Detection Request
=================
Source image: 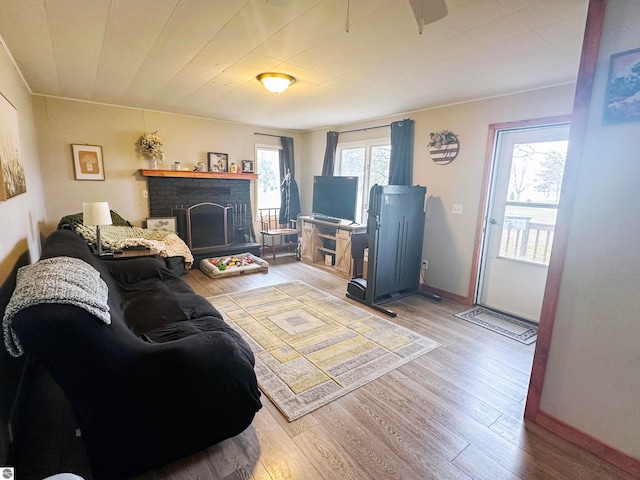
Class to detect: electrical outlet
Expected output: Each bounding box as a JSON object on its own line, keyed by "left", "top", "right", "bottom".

{"left": 452, "top": 203, "right": 463, "bottom": 215}
{"left": 143, "top": 189, "right": 148, "bottom": 199}
{"left": 422, "top": 258, "right": 428, "bottom": 269}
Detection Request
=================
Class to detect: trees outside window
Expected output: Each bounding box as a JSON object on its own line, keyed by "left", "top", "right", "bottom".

{"left": 336, "top": 139, "right": 390, "bottom": 223}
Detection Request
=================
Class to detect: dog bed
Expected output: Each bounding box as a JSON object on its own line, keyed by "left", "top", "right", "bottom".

{"left": 199, "top": 253, "right": 268, "bottom": 278}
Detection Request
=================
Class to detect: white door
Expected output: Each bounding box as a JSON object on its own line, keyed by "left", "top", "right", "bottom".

{"left": 477, "top": 124, "right": 569, "bottom": 322}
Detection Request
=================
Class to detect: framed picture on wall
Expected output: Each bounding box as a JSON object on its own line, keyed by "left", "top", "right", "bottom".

{"left": 72, "top": 144, "right": 105, "bottom": 180}
{"left": 207, "top": 152, "right": 228, "bottom": 172}
{"left": 0, "top": 92, "right": 27, "bottom": 200}
{"left": 603, "top": 47, "right": 640, "bottom": 124}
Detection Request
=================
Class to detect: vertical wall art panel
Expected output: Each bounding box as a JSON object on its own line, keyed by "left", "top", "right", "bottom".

{"left": 0, "top": 92, "right": 26, "bottom": 200}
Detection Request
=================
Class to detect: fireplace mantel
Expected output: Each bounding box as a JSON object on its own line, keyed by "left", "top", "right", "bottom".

{"left": 139, "top": 169, "right": 257, "bottom": 180}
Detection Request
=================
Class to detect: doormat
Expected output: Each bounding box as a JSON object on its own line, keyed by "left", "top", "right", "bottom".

{"left": 454, "top": 306, "right": 538, "bottom": 345}
{"left": 208, "top": 281, "right": 440, "bottom": 421}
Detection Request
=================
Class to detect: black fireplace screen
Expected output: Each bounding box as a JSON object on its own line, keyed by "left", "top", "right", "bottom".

{"left": 174, "top": 202, "right": 234, "bottom": 250}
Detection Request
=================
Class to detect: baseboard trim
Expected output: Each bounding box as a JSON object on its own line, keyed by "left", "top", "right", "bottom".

{"left": 535, "top": 411, "right": 640, "bottom": 477}
{"left": 419, "top": 283, "right": 470, "bottom": 305}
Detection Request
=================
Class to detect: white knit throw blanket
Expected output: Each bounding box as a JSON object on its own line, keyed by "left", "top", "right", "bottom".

{"left": 74, "top": 224, "right": 194, "bottom": 269}
{"left": 3, "top": 256, "right": 111, "bottom": 357}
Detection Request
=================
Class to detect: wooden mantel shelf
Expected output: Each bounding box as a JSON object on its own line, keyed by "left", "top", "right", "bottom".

{"left": 139, "top": 169, "right": 257, "bottom": 180}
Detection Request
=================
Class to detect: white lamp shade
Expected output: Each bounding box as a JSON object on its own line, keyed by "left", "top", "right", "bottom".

{"left": 82, "top": 202, "right": 112, "bottom": 226}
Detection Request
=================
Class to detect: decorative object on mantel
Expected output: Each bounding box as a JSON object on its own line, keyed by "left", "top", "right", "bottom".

{"left": 241, "top": 160, "right": 255, "bottom": 173}
{"left": 194, "top": 161, "right": 206, "bottom": 172}
{"left": 135, "top": 131, "right": 165, "bottom": 169}
{"left": 207, "top": 152, "right": 228, "bottom": 172}
{"left": 428, "top": 130, "right": 459, "bottom": 165}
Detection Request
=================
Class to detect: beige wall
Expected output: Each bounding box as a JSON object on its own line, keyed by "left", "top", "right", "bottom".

{"left": 0, "top": 41, "right": 45, "bottom": 283}
{"left": 302, "top": 84, "right": 576, "bottom": 297}
{"left": 539, "top": 0, "right": 640, "bottom": 459}
{"left": 33, "top": 96, "right": 301, "bottom": 234}
{"left": 31, "top": 85, "right": 576, "bottom": 298}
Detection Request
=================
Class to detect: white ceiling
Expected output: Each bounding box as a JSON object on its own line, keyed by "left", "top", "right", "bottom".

{"left": 0, "top": 0, "right": 588, "bottom": 131}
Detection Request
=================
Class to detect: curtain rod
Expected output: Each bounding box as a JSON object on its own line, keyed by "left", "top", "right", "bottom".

{"left": 338, "top": 123, "right": 391, "bottom": 135}
{"left": 256, "top": 123, "right": 391, "bottom": 137}
{"left": 254, "top": 132, "right": 282, "bottom": 138}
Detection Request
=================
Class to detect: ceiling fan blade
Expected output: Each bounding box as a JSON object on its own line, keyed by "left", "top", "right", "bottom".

{"left": 408, "top": 0, "right": 448, "bottom": 33}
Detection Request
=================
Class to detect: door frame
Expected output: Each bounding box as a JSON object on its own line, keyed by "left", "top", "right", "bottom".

{"left": 467, "top": 115, "right": 572, "bottom": 305}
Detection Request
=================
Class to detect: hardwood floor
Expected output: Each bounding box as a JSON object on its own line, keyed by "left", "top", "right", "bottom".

{"left": 17, "top": 255, "right": 634, "bottom": 479}
{"left": 135, "top": 256, "right": 633, "bottom": 480}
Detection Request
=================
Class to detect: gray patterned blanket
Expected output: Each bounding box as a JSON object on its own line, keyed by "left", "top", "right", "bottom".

{"left": 3, "top": 256, "right": 110, "bottom": 357}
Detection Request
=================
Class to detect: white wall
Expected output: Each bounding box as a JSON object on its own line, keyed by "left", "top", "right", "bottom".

{"left": 302, "top": 84, "right": 576, "bottom": 297}
{"left": 32, "top": 97, "right": 301, "bottom": 234}
{"left": 0, "top": 37, "right": 46, "bottom": 464}
{"left": 0, "top": 40, "right": 45, "bottom": 282}
{"left": 539, "top": 0, "right": 640, "bottom": 459}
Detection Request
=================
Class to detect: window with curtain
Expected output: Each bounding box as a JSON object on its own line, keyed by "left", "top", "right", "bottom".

{"left": 336, "top": 139, "right": 390, "bottom": 223}
{"left": 256, "top": 144, "right": 282, "bottom": 210}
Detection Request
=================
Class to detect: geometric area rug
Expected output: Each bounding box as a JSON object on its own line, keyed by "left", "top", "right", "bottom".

{"left": 454, "top": 306, "right": 538, "bottom": 345}
{"left": 208, "top": 281, "right": 440, "bottom": 421}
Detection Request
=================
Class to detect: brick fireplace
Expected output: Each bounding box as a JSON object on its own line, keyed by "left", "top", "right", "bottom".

{"left": 141, "top": 170, "right": 260, "bottom": 261}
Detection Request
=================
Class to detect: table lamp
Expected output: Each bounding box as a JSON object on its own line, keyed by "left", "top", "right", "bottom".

{"left": 83, "top": 202, "right": 112, "bottom": 255}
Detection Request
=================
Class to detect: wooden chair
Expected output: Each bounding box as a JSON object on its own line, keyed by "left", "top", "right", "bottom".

{"left": 259, "top": 208, "right": 299, "bottom": 260}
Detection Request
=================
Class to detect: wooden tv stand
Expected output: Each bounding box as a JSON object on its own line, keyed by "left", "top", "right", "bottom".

{"left": 299, "top": 216, "right": 367, "bottom": 278}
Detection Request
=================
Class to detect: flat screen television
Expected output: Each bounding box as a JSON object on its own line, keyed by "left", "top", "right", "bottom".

{"left": 312, "top": 175, "right": 359, "bottom": 222}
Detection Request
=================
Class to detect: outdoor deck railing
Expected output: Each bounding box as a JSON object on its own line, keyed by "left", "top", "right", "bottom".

{"left": 500, "top": 216, "right": 555, "bottom": 264}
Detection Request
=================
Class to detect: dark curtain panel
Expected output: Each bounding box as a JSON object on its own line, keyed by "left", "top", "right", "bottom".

{"left": 388, "top": 118, "right": 415, "bottom": 185}
{"left": 279, "top": 136, "right": 295, "bottom": 179}
{"left": 279, "top": 136, "right": 300, "bottom": 226}
{"left": 321, "top": 131, "right": 339, "bottom": 176}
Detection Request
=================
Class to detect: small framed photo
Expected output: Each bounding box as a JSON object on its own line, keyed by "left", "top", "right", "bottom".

{"left": 207, "top": 152, "right": 228, "bottom": 172}
{"left": 72, "top": 144, "right": 104, "bottom": 180}
{"left": 146, "top": 217, "right": 177, "bottom": 233}
{"left": 604, "top": 47, "right": 640, "bottom": 124}
{"left": 241, "top": 160, "right": 255, "bottom": 173}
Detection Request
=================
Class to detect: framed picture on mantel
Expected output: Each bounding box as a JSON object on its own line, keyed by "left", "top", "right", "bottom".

{"left": 207, "top": 152, "right": 228, "bottom": 172}
{"left": 241, "top": 160, "right": 255, "bottom": 173}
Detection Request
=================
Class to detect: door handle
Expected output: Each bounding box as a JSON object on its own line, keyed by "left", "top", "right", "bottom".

{"left": 489, "top": 218, "right": 498, "bottom": 225}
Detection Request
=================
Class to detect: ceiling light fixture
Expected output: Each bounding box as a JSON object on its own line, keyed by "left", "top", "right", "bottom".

{"left": 256, "top": 72, "right": 296, "bottom": 93}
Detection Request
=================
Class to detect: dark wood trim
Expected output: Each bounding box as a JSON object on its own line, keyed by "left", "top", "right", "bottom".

{"left": 467, "top": 114, "right": 572, "bottom": 307}
{"left": 520, "top": 1, "right": 638, "bottom": 476}
{"left": 534, "top": 412, "right": 640, "bottom": 478}
{"left": 525, "top": 0, "right": 607, "bottom": 422}
{"left": 139, "top": 169, "right": 258, "bottom": 180}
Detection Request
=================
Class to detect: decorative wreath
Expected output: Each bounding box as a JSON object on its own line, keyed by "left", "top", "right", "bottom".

{"left": 428, "top": 130, "right": 459, "bottom": 165}
{"left": 428, "top": 130, "right": 457, "bottom": 148}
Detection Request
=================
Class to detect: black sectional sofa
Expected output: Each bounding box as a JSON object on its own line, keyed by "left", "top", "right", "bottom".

{"left": 4, "top": 229, "right": 262, "bottom": 479}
